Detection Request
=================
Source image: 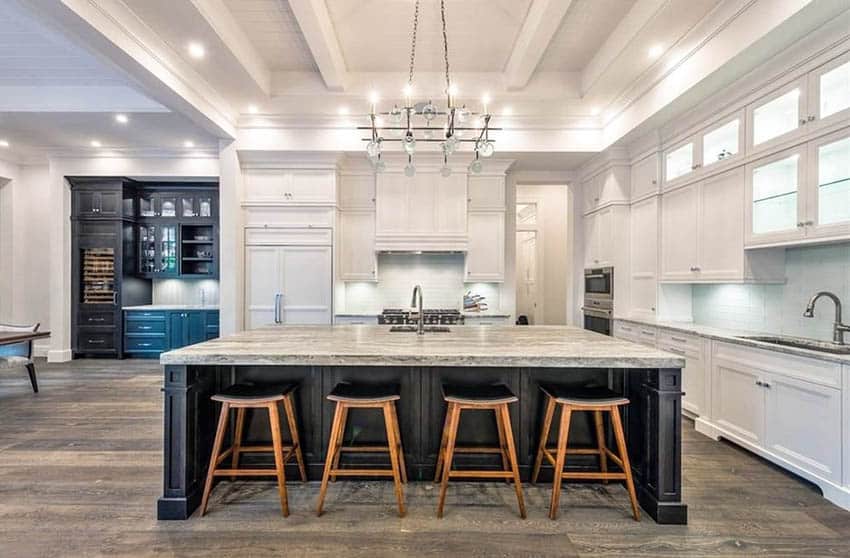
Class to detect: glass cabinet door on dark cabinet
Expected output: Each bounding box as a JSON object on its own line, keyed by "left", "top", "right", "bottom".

{"left": 139, "top": 224, "right": 178, "bottom": 276}
{"left": 139, "top": 193, "right": 156, "bottom": 217}
{"left": 159, "top": 194, "right": 178, "bottom": 218}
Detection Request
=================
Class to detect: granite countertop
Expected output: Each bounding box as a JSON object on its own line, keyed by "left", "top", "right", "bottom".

{"left": 123, "top": 305, "right": 220, "bottom": 311}
{"left": 614, "top": 316, "right": 850, "bottom": 365}
{"left": 160, "top": 324, "right": 685, "bottom": 368}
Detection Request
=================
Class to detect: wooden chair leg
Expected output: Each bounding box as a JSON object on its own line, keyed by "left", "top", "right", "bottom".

{"left": 230, "top": 408, "right": 246, "bottom": 481}
{"left": 593, "top": 409, "right": 608, "bottom": 484}
{"left": 330, "top": 406, "right": 349, "bottom": 482}
{"left": 433, "top": 405, "right": 452, "bottom": 483}
{"left": 317, "top": 402, "right": 344, "bottom": 516}
{"left": 389, "top": 401, "right": 408, "bottom": 484}
{"left": 25, "top": 363, "right": 38, "bottom": 393}
{"left": 532, "top": 395, "right": 556, "bottom": 484}
{"left": 200, "top": 402, "right": 230, "bottom": 516}
{"left": 494, "top": 407, "right": 511, "bottom": 484}
{"left": 548, "top": 404, "right": 572, "bottom": 520}
{"left": 499, "top": 404, "right": 527, "bottom": 519}
{"left": 610, "top": 405, "right": 640, "bottom": 521}
{"left": 268, "top": 402, "right": 289, "bottom": 517}
{"left": 383, "top": 402, "right": 406, "bottom": 517}
{"left": 283, "top": 393, "right": 308, "bottom": 482}
{"left": 436, "top": 403, "right": 461, "bottom": 518}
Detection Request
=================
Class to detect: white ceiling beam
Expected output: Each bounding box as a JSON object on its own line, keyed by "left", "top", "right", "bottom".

{"left": 0, "top": 85, "right": 169, "bottom": 112}
{"left": 18, "top": 0, "right": 237, "bottom": 139}
{"left": 188, "top": 0, "right": 271, "bottom": 97}
{"left": 288, "top": 0, "right": 348, "bottom": 92}
{"left": 503, "top": 0, "right": 573, "bottom": 91}
{"left": 580, "top": 0, "right": 667, "bottom": 95}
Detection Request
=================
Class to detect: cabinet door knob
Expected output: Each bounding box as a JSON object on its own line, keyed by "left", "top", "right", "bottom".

{"left": 807, "top": 115, "right": 816, "bottom": 122}
{"left": 796, "top": 222, "right": 805, "bottom": 228}
{"left": 799, "top": 118, "right": 807, "bottom": 126}
{"left": 755, "top": 380, "right": 763, "bottom": 386}
{"left": 805, "top": 220, "right": 814, "bottom": 226}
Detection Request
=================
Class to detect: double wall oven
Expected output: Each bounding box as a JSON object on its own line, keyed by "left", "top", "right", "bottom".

{"left": 582, "top": 266, "right": 613, "bottom": 335}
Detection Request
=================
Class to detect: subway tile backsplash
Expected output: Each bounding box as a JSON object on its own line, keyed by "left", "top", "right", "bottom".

{"left": 341, "top": 253, "right": 501, "bottom": 313}
{"left": 692, "top": 242, "right": 850, "bottom": 341}
{"left": 153, "top": 278, "right": 220, "bottom": 306}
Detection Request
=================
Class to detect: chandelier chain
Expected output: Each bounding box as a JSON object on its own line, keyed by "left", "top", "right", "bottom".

{"left": 440, "top": 0, "right": 451, "bottom": 93}
{"left": 407, "top": 0, "right": 420, "bottom": 87}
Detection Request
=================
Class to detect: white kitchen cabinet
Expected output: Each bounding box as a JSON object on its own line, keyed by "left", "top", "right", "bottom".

{"left": 628, "top": 196, "right": 658, "bottom": 318}
{"left": 583, "top": 165, "right": 629, "bottom": 213}
{"left": 243, "top": 169, "right": 336, "bottom": 204}
{"left": 711, "top": 341, "right": 844, "bottom": 488}
{"left": 612, "top": 321, "right": 656, "bottom": 347}
{"left": 664, "top": 167, "right": 784, "bottom": 282}
{"left": 338, "top": 211, "right": 376, "bottom": 281}
{"left": 664, "top": 140, "right": 696, "bottom": 185}
{"left": 657, "top": 331, "right": 706, "bottom": 417}
{"left": 467, "top": 175, "right": 505, "bottom": 210}
{"left": 339, "top": 173, "right": 375, "bottom": 210}
{"left": 663, "top": 111, "right": 745, "bottom": 189}
{"left": 375, "top": 172, "right": 467, "bottom": 251}
{"left": 244, "top": 242, "right": 333, "bottom": 328}
{"left": 661, "top": 182, "right": 699, "bottom": 281}
{"left": 466, "top": 211, "right": 505, "bottom": 282}
{"left": 583, "top": 206, "right": 615, "bottom": 267}
{"left": 630, "top": 153, "right": 659, "bottom": 200}
{"left": 746, "top": 127, "right": 850, "bottom": 247}
{"left": 809, "top": 52, "right": 850, "bottom": 130}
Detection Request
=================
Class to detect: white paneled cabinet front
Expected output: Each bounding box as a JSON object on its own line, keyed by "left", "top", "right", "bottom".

{"left": 630, "top": 153, "right": 659, "bottom": 200}
{"left": 466, "top": 212, "right": 505, "bottom": 282}
{"left": 628, "top": 196, "right": 658, "bottom": 318}
{"left": 375, "top": 172, "right": 467, "bottom": 251}
{"left": 338, "top": 211, "right": 376, "bottom": 281}
{"left": 244, "top": 243, "right": 332, "bottom": 328}
{"left": 243, "top": 169, "right": 336, "bottom": 204}
{"left": 661, "top": 182, "right": 699, "bottom": 281}
{"left": 713, "top": 356, "right": 766, "bottom": 446}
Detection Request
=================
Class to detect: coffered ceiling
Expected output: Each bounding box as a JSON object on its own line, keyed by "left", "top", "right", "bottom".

{"left": 1, "top": 0, "right": 848, "bottom": 165}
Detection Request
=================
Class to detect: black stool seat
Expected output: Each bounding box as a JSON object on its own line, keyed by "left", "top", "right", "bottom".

{"left": 539, "top": 384, "right": 628, "bottom": 406}
{"left": 442, "top": 383, "right": 518, "bottom": 405}
{"left": 211, "top": 382, "right": 297, "bottom": 403}
{"left": 327, "top": 382, "right": 400, "bottom": 402}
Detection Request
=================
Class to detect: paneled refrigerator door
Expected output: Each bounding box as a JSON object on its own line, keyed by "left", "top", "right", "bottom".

{"left": 279, "top": 245, "right": 333, "bottom": 324}
{"left": 245, "top": 245, "right": 282, "bottom": 329}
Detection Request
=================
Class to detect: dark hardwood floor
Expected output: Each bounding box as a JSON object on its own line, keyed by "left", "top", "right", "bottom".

{"left": 1, "top": 359, "right": 848, "bottom": 557}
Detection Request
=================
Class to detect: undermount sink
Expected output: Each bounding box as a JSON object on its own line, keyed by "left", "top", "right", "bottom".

{"left": 389, "top": 325, "right": 451, "bottom": 333}
{"left": 736, "top": 335, "right": 850, "bottom": 355}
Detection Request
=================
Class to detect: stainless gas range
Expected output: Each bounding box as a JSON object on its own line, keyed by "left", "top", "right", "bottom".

{"left": 378, "top": 308, "right": 465, "bottom": 326}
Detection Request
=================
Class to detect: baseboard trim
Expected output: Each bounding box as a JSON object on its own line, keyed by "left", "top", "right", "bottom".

{"left": 47, "top": 349, "right": 72, "bottom": 363}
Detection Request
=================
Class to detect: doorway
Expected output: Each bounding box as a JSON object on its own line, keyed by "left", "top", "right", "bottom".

{"left": 515, "top": 201, "right": 542, "bottom": 324}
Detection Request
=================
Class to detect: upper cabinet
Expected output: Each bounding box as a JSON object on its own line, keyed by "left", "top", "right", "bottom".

{"left": 745, "top": 127, "right": 850, "bottom": 248}
{"left": 747, "top": 53, "right": 850, "bottom": 156}
{"left": 466, "top": 174, "right": 506, "bottom": 282}
{"left": 630, "top": 153, "right": 659, "bottom": 200}
{"left": 338, "top": 173, "right": 375, "bottom": 210}
{"left": 663, "top": 111, "right": 745, "bottom": 188}
{"left": 375, "top": 171, "right": 467, "bottom": 251}
{"left": 467, "top": 175, "right": 505, "bottom": 210}
{"left": 582, "top": 164, "right": 630, "bottom": 213}
{"left": 243, "top": 169, "right": 336, "bottom": 204}
{"left": 70, "top": 180, "right": 135, "bottom": 220}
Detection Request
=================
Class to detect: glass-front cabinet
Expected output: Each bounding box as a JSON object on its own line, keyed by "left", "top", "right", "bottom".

{"left": 665, "top": 141, "right": 694, "bottom": 183}
{"left": 663, "top": 111, "right": 744, "bottom": 187}
{"left": 747, "top": 148, "right": 805, "bottom": 245}
{"left": 807, "top": 130, "right": 850, "bottom": 238}
{"left": 810, "top": 53, "right": 850, "bottom": 127}
{"left": 702, "top": 118, "right": 740, "bottom": 167}
{"left": 139, "top": 224, "right": 178, "bottom": 276}
{"left": 748, "top": 79, "right": 806, "bottom": 151}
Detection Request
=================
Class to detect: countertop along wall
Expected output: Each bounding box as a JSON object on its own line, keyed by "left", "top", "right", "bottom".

{"left": 691, "top": 242, "right": 850, "bottom": 342}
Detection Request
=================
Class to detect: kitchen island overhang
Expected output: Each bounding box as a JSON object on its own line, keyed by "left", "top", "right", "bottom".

{"left": 158, "top": 325, "right": 687, "bottom": 524}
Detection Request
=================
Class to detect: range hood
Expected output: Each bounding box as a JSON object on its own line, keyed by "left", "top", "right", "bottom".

{"left": 374, "top": 234, "right": 468, "bottom": 253}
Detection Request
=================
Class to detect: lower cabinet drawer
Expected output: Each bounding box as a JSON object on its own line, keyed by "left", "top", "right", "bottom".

{"left": 125, "top": 319, "right": 166, "bottom": 334}
{"left": 125, "top": 310, "right": 167, "bottom": 321}
{"left": 124, "top": 336, "right": 167, "bottom": 352}
{"left": 78, "top": 330, "right": 116, "bottom": 351}
{"left": 79, "top": 310, "right": 115, "bottom": 327}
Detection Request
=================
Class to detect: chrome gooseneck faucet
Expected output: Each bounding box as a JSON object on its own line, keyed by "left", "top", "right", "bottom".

{"left": 411, "top": 285, "right": 424, "bottom": 335}
{"left": 804, "top": 291, "right": 850, "bottom": 345}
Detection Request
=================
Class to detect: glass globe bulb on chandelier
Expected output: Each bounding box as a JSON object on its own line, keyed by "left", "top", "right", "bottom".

{"left": 357, "top": 0, "right": 499, "bottom": 171}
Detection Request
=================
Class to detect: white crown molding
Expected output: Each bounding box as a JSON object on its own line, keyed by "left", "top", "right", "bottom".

{"left": 46, "top": 147, "right": 220, "bottom": 160}
{"left": 576, "top": 145, "right": 630, "bottom": 181}
{"left": 237, "top": 150, "right": 344, "bottom": 169}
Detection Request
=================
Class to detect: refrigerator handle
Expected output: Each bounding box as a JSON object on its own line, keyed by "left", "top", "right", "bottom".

{"left": 274, "top": 293, "right": 281, "bottom": 324}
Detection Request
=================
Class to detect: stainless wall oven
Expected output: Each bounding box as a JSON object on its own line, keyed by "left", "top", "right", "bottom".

{"left": 583, "top": 267, "right": 613, "bottom": 335}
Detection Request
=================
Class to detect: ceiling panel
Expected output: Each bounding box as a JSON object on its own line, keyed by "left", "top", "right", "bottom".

{"left": 223, "top": 0, "right": 318, "bottom": 71}
{"left": 325, "top": 0, "right": 533, "bottom": 72}
{"left": 537, "top": 0, "right": 636, "bottom": 72}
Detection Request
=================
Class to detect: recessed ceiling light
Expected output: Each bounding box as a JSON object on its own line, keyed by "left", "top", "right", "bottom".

{"left": 90, "top": 140, "right": 102, "bottom": 148}
{"left": 590, "top": 106, "right": 601, "bottom": 115}
{"left": 0, "top": 139, "right": 9, "bottom": 148}
{"left": 247, "top": 105, "right": 258, "bottom": 114}
{"left": 187, "top": 42, "right": 206, "bottom": 59}
{"left": 183, "top": 140, "right": 195, "bottom": 148}
{"left": 115, "top": 114, "right": 129, "bottom": 124}
{"left": 648, "top": 44, "right": 664, "bottom": 59}
{"left": 337, "top": 106, "right": 349, "bottom": 115}
{"left": 501, "top": 106, "right": 513, "bottom": 116}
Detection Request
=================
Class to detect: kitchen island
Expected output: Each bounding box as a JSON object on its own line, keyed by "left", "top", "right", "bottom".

{"left": 157, "top": 325, "right": 687, "bottom": 523}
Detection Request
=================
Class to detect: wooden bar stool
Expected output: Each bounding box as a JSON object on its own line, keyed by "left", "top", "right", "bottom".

{"left": 199, "top": 383, "right": 307, "bottom": 517}
{"left": 434, "top": 383, "right": 526, "bottom": 519}
{"left": 317, "top": 382, "right": 406, "bottom": 517}
{"left": 531, "top": 384, "right": 640, "bottom": 521}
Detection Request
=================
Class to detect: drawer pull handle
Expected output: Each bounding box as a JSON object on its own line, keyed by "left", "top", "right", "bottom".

{"left": 138, "top": 343, "right": 151, "bottom": 347}
{"left": 88, "top": 339, "right": 105, "bottom": 344}
{"left": 140, "top": 326, "right": 151, "bottom": 330}
{"left": 641, "top": 330, "right": 654, "bottom": 336}
{"left": 620, "top": 326, "right": 632, "bottom": 331}
{"left": 666, "top": 347, "right": 686, "bottom": 355}
{"left": 89, "top": 318, "right": 105, "bottom": 322}
{"left": 670, "top": 336, "right": 688, "bottom": 343}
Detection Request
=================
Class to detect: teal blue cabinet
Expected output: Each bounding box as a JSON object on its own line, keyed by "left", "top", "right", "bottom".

{"left": 123, "top": 309, "right": 218, "bottom": 358}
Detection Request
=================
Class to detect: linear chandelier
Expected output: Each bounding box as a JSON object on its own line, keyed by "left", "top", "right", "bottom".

{"left": 358, "top": 0, "right": 499, "bottom": 177}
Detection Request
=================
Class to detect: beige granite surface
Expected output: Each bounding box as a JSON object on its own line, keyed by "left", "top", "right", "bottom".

{"left": 614, "top": 316, "right": 850, "bottom": 364}
{"left": 160, "top": 324, "right": 685, "bottom": 368}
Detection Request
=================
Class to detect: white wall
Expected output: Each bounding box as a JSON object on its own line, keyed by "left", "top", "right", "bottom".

{"left": 0, "top": 158, "right": 18, "bottom": 325}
